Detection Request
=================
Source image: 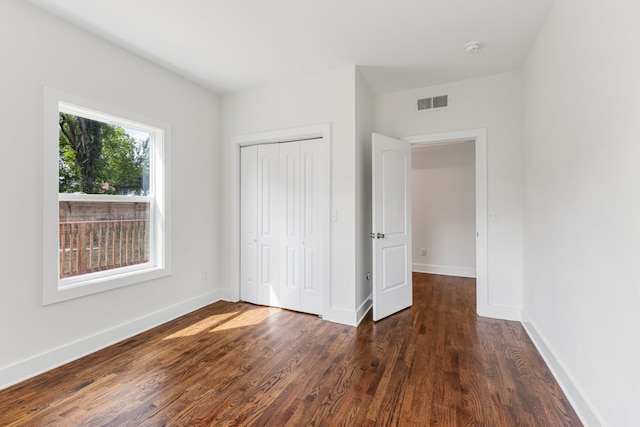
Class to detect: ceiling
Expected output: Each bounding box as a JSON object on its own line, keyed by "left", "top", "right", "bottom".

{"left": 27, "top": 0, "right": 555, "bottom": 95}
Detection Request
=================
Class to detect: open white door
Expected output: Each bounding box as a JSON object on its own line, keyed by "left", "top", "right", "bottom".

{"left": 372, "top": 133, "right": 412, "bottom": 321}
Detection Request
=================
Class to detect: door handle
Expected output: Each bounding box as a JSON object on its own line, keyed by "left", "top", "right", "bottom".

{"left": 377, "top": 233, "right": 385, "bottom": 239}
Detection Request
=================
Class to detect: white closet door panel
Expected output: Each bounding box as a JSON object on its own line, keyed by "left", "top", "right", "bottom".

{"left": 300, "top": 139, "right": 324, "bottom": 315}
{"left": 279, "top": 141, "right": 301, "bottom": 311}
{"left": 240, "top": 145, "right": 258, "bottom": 304}
{"left": 241, "top": 138, "right": 326, "bottom": 317}
{"left": 257, "top": 144, "right": 281, "bottom": 307}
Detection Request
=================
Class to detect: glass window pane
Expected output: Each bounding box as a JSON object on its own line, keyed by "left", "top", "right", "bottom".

{"left": 57, "top": 112, "right": 153, "bottom": 279}
{"left": 59, "top": 201, "right": 150, "bottom": 278}
{"left": 59, "top": 113, "right": 150, "bottom": 196}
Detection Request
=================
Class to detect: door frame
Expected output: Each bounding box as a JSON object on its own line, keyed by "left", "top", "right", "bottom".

{"left": 229, "top": 123, "right": 331, "bottom": 317}
{"left": 403, "top": 129, "right": 489, "bottom": 317}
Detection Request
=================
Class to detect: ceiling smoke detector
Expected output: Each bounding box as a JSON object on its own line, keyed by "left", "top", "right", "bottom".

{"left": 465, "top": 42, "right": 481, "bottom": 54}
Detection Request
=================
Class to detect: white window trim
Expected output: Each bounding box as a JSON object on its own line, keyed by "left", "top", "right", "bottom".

{"left": 43, "top": 87, "right": 172, "bottom": 305}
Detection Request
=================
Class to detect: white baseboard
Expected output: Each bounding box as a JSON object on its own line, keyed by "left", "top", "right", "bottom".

{"left": 412, "top": 263, "right": 476, "bottom": 278}
{"left": 0, "top": 290, "right": 221, "bottom": 391}
{"left": 477, "top": 302, "right": 522, "bottom": 321}
{"left": 356, "top": 296, "right": 373, "bottom": 325}
{"left": 521, "top": 310, "right": 604, "bottom": 427}
{"left": 323, "top": 306, "right": 359, "bottom": 326}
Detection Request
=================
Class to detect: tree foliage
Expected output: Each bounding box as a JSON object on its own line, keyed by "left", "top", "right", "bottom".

{"left": 59, "top": 113, "right": 149, "bottom": 195}
{"left": 59, "top": 113, "right": 103, "bottom": 193}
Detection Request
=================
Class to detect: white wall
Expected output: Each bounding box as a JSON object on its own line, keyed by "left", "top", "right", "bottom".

{"left": 355, "top": 69, "right": 375, "bottom": 316}
{"left": 412, "top": 142, "right": 476, "bottom": 277}
{"left": 523, "top": 0, "right": 640, "bottom": 425}
{"left": 221, "top": 66, "right": 368, "bottom": 325}
{"left": 376, "top": 72, "right": 524, "bottom": 318}
{"left": 0, "top": 0, "right": 221, "bottom": 388}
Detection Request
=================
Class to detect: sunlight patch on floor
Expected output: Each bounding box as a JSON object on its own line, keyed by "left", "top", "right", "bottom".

{"left": 210, "top": 307, "right": 273, "bottom": 332}
{"left": 163, "top": 311, "right": 238, "bottom": 340}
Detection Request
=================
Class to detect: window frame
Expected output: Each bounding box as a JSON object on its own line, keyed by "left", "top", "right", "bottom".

{"left": 43, "top": 87, "right": 171, "bottom": 305}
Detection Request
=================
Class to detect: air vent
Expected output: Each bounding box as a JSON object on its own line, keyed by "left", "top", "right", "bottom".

{"left": 417, "top": 97, "right": 432, "bottom": 111}
{"left": 433, "top": 95, "right": 448, "bottom": 108}
{"left": 417, "top": 95, "right": 448, "bottom": 111}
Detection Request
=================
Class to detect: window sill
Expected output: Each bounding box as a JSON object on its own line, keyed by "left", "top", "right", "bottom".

{"left": 43, "top": 265, "right": 170, "bottom": 306}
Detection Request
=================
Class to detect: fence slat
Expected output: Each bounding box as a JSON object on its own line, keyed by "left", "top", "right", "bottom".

{"left": 59, "top": 219, "right": 148, "bottom": 278}
{"left": 125, "top": 224, "right": 129, "bottom": 264}
{"left": 111, "top": 222, "right": 116, "bottom": 268}
{"left": 88, "top": 223, "right": 94, "bottom": 270}
{"left": 97, "top": 226, "right": 103, "bottom": 268}
{"left": 60, "top": 224, "right": 67, "bottom": 276}
{"left": 72, "top": 224, "right": 78, "bottom": 274}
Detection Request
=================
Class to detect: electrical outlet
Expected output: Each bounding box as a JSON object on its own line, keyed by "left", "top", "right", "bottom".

{"left": 420, "top": 248, "right": 426, "bottom": 256}
{"left": 201, "top": 269, "right": 209, "bottom": 280}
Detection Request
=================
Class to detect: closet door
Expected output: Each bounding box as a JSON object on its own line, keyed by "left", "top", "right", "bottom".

{"left": 279, "top": 142, "right": 301, "bottom": 311}
{"left": 299, "top": 139, "right": 324, "bottom": 315}
{"left": 256, "top": 144, "right": 281, "bottom": 307}
{"left": 240, "top": 146, "right": 258, "bottom": 304}
{"left": 240, "top": 139, "right": 325, "bottom": 316}
{"left": 278, "top": 140, "right": 325, "bottom": 315}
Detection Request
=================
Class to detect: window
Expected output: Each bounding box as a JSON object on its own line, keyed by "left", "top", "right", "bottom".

{"left": 43, "top": 88, "right": 171, "bottom": 305}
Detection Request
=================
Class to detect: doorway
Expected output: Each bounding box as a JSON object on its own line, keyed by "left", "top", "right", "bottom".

{"left": 411, "top": 139, "right": 476, "bottom": 278}
{"left": 404, "top": 129, "right": 488, "bottom": 317}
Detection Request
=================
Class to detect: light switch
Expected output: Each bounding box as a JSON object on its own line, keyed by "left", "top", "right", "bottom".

{"left": 488, "top": 211, "right": 501, "bottom": 222}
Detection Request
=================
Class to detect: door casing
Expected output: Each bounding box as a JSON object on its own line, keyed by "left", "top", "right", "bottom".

{"left": 230, "top": 124, "right": 331, "bottom": 318}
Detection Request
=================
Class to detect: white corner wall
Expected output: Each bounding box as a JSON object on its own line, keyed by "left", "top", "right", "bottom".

{"left": 354, "top": 69, "right": 375, "bottom": 320}
{"left": 523, "top": 0, "right": 640, "bottom": 425}
{"left": 412, "top": 143, "right": 476, "bottom": 277}
{"left": 220, "top": 66, "right": 364, "bottom": 325}
{"left": 376, "top": 72, "right": 524, "bottom": 319}
{"left": 0, "top": 0, "right": 221, "bottom": 389}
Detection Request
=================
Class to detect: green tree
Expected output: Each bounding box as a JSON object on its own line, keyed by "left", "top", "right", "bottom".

{"left": 59, "top": 113, "right": 149, "bottom": 195}
{"left": 59, "top": 113, "right": 103, "bottom": 193}
{"left": 101, "top": 127, "right": 149, "bottom": 195}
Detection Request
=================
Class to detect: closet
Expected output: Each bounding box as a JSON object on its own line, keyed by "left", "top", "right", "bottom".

{"left": 240, "top": 138, "right": 326, "bottom": 315}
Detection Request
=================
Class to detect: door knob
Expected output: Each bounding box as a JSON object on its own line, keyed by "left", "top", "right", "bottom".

{"left": 377, "top": 233, "right": 385, "bottom": 239}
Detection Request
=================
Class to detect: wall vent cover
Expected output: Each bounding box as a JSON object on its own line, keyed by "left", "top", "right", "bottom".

{"left": 417, "top": 95, "right": 448, "bottom": 111}
{"left": 417, "top": 97, "right": 432, "bottom": 111}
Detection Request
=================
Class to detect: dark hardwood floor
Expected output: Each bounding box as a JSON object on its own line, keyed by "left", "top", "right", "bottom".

{"left": 0, "top": 273, "right": 581, "bottom": 426}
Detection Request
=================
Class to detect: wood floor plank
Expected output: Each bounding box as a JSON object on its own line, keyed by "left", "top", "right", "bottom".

{"left": 0, "top": 273, "right": 583, "bottom": 426}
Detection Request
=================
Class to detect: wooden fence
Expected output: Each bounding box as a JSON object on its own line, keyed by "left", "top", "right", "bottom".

{"left": 59, "top": 219, "right": 149, "bottom": 278}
